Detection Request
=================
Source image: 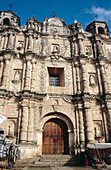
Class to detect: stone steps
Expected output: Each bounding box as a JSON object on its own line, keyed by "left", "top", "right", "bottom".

{"left": 16, "top": 154, "right": 83, "bottom": 167}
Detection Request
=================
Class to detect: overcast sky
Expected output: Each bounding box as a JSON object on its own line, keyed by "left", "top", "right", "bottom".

{"left": 0, "top": 0, "right": 111, "bottom": 34}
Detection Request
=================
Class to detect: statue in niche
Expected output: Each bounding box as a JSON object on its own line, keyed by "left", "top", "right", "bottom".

{"left": 12, "top": 70, "right": 21, "bottom": 84}
{"left": 8, "top": 121, "right": 15, "bottom": 137}
{"left": 94, "top": 124, "right": 102, "bottom": 138}
{"left": 89, "top": 74, "right": 96, "bottom": 86}
{"left": 14, "top": 71, "right": 21, "bottom": 81}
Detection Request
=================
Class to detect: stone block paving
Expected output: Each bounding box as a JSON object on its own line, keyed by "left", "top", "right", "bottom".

{"left": 20, "top": 166, "right": 111, "bottom": 170}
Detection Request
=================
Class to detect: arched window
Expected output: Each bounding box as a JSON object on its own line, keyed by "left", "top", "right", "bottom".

{"left": 98, "top": 27, "right": 104, "bottom": 34}
{"left": 3, "top": 18, "right": 10, "bottom": 26}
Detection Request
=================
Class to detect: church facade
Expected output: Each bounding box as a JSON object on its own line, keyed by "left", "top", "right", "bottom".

{"left": 0, "top": 10, "right": 111, "bottom": 158}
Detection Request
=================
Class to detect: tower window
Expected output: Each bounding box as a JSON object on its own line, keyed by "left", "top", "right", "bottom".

{"left": 3, "top": 18, "right": 10, "bottom": 26}
{"left": 48, "top": 67, "right": 64, "bottom": 87}
{"left": 98, "top": 27, "right": 104, "bottom": 34}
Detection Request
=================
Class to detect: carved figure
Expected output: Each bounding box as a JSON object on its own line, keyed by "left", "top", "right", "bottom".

{"left": 94, "top": 124, "right": 102, "bottom": 138}
{"left": 89, "top": 74, "right": 96, "bottom": 86}
{"left": 14, "top": 71, "right": 21, "bottom": 81}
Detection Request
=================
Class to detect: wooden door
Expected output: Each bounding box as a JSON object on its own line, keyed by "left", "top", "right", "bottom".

{"left": 42, "top": 118, "right": 68, "bottom": 154}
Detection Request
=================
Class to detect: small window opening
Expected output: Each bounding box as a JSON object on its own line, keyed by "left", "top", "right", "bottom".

{"left": 49, "top": 74, "right": 60, "bottom": 86}
{"left": 48, "top": 67, "right": 64, "bottom": 87}
{"left": 98, "top": 27, "right": 104, "bottom": 34}
{"left": 3, "top": 18, "right": 10, "bottom": 26}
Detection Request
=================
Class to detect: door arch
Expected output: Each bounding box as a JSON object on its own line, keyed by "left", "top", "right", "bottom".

{"left": 42, "top": 118, "right": 69, "bottom": 154}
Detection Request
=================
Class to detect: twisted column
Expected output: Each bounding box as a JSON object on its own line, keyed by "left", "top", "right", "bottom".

{"left": 20, "top": 105, "right": 29, "bottom": 143}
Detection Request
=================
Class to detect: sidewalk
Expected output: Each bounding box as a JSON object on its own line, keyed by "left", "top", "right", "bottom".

{"left": 22, "top": 165, "right": 111, "bottom": 170}
{"left": 22, "top": 166, "right": 94, "bottom": 170}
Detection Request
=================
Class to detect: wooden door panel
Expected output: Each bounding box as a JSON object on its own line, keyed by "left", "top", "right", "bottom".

{"left": 42, "top": 118, "right": 68, "bottom": 154}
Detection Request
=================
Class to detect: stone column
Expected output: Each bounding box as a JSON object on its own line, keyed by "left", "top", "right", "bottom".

{"left": 68, "top": 130, "right": 74, "bottom": 154}
{"left": 74, "top": 40, "right": 78, "bottom": 56}
{"left": 7, "top": 33, "right": 13, "bottom": 50}
{"left": 31, "top": 59, "right": 36, "bottom": 91}
{"left": 20, "top": 105, "right": 29, "bottom": 143}
{"left": 96, "top": 64, "right": 102, "bottom": 94}
{"left": 84, "top": 103, "right": 94, "bottom": 143}
{"left": 37, "top": 129, "right": 43, "bottom": 155}
{"left": 27, "top": 104, "right": 35, "bottom": 142}
{"left": 2, "top": 34, "right": 7, "bottom": 50}
{"left": 106, "top": 103, "right": 111, "bottom": 142}
{"left": 27, "top": 34, "right": 32, "bottom": 51}
{"left": 78, "top": 38, "right": 85, "bottom": 56}
{"left": 96, "top": 40, "right": 104, "bottom": 57}
{"left": 1, "top": 57, "right": 10, "bottom": 88}
{"left": 33, "top": 35, "right": 37, "bottom": 53}
{"left": 0, "top": 34, "right": 2, "bottom": 49}
{"left": 100, "top": 61, "right": 109, "bottom": 93}
{"left": 0, "top": 100, "right": 4, "bottom": 114}
{"left": 0, "top": 58, "right": 3, "bottom": 86}
{"left": 101, "top": 106, "right": 108, "bottom": 142}
{"left": 24, "top": 58, "right": 31, "bottom": 90}
{"left": 75, "top": 63, "right": 81, "bottom": 93}
{"left": 80, "top": 61, "right": 89, "bottom": 93}
{"left": 78, "top": 105, "right": 85, "bottom": 145}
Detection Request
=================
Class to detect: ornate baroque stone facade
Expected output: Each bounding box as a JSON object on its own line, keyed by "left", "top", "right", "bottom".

{"left": 0, "top": 10, "right": 111, "bottom": 158}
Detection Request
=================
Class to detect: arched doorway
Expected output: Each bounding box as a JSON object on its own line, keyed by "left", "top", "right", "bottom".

{"left": 42, "top": 118, "right": 69, "bottom": 154}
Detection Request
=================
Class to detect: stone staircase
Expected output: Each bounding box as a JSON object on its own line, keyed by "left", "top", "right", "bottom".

{"left": 16, "top": 154, "right": 83, "bottom": 167}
